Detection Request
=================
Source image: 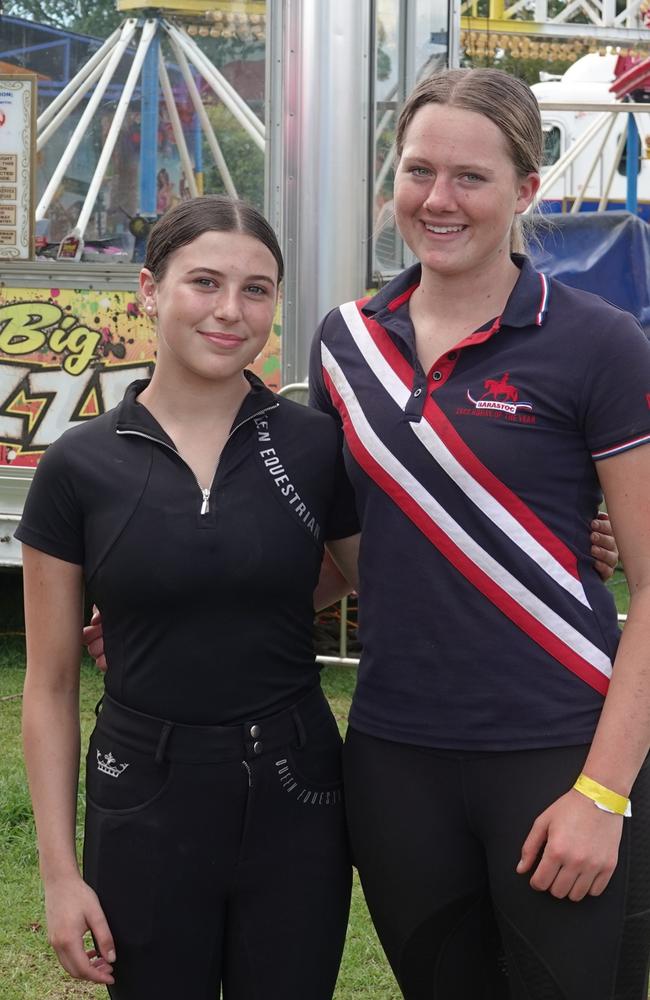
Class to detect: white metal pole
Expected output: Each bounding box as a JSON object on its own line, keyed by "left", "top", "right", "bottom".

{"left": 37, "top": 49, "right": 113, "bottom": 151}
{"left": 533, "top": 111, "right": 614, "bottom": 204}
{"left": 35, "top": 19, "right": 139, "bottom": 222}
{"left": 165, "top": 21, "right": 265, "bottom": 141}
{"left": 158, "top": 54, "right": 199, "bottom": 199}
{"left": 75, "top": 19, "right": 158, "bottom": 239}
{"left": 598, "top": 125, "right": 629, "bottom": 209}
{"left": 36, "top": 26, "right": 122, "bottom": 131}
{"left": 165, "top": 22, "right": 265, "bottom": 151}
{"left": 570, "top": 112, "right": 616, "bottom": 212}
{"left": 266, "top": 0, "right": 371, "bottom": 384}
{"left": 167, "top": 36, "right": 238, "bottom": 199}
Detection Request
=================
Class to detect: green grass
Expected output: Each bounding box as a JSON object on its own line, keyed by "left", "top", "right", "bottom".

{"left": 0, "top": 569, "right": 633, "bottom": 999}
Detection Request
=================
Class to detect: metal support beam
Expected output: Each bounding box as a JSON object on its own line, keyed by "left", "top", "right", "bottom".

{"left": 266, "top": 0, "right": 372, "bottom": 385}
{"left": 460, "top": 15, "right": 650, "bottom": 40}
{"left": 158, "top": 54, "right": 199, "bottom": 199}
{"left": 35, "top": 19, "right": 139, "bottom": 222}
{"left": 139, "top": 28, "right": 160, "bottom": 215}
{"left": 76, "top": 19, "right": 158, "bottom": 239}
{"left": 167, "top": 35, "right": 238, "bottom": 199}
{"left": 37, "top": 49, "right": 113, "bottom": 151}
{"left": 36, "top": 27, "right": 122, "bottom": 132}
{"left": 626, "top": 113, "right": 639, "bottom": 214}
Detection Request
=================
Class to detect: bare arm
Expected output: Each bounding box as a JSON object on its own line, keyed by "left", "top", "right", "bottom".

{"left": 22, "top": 544, "right": 115, "bottom": 984}
{"left": 312, "top": 534, "right": 361, "bottom": 612}
{"left": 517, "top": 446, "right": 650, "bottom": 900}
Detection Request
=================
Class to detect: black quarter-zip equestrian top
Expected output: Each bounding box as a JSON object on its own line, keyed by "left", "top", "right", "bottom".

{"left": 16, "top": 372, "right": 359, "bottom": 724}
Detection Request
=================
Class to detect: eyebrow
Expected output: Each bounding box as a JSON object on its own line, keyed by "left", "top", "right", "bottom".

{"left": 401, "top": 155, "right": 494, "bottom": 173}
{"left": 186, "top": 267, "right": 276, "bottom": 285}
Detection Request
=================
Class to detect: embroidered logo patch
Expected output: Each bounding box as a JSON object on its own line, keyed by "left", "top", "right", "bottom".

{"left": 466, "top": 372, "right": 533, "bottom": 415}
{"left": 96, "top": 750, "right": 129, "bottom": 778}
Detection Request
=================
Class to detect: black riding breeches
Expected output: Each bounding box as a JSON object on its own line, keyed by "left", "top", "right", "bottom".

{"left": 343, "top": 727, "right": 650, "bottom": 1000}
{"left": 83, "top": 686, "right": 351, "bottom": 1000}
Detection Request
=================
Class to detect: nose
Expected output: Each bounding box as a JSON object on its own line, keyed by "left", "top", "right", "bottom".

{"left": 422, "top": 174, "right": 458, "bottom": 213}
{"left": 213, "top": 286, "right": 243, "bottom": 323}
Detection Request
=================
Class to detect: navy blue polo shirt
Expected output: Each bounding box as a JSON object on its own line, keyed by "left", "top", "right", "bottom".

{"left": 310, "top": 256, "right": 650, "bottom": 750}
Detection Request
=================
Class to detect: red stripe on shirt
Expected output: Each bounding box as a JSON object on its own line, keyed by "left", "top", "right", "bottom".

{"left": 323, "top": 368, "right": 608, "bottom": 696}
{"left": 353, "top": 305, "right": 580, "bottom": 583}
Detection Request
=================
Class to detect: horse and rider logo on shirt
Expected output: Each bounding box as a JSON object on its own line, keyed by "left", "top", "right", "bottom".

{"left": 466, "top": 372, "right": 534, "bottom": 417}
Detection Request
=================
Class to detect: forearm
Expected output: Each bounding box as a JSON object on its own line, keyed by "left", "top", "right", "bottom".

{"left": 314, "top": 549, "right": 354, "bottom": 611}
{"left": 21, "top": 545, "right": 85, "bottom": 884}
{"left": 582, "top": 584, "right": 650, "bottom": 797}
{"left": 23, "top": 678, "right": 82, "bottom": 883}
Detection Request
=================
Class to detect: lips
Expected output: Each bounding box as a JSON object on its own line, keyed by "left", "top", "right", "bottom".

{"left": 198, "top": 331, "right": 245, "bottom": 348}
{"left": 423, "top": 223, "right": 467, "bottom": 234}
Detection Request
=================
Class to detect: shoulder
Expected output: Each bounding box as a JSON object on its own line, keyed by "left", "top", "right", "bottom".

{"left": 274, "top": 394, "right": 339, "bottom": 438}
{"left": 548, "top": 279, "right": 647, "bottom": 341}
{"left": 314, "top": 305, "right": 348, "bottom": 344}
{"left": 267, "top": 395, "right": 342, "bottom": 467}
{"left": 39, "top": 409, "right": 119, "bottom": 472}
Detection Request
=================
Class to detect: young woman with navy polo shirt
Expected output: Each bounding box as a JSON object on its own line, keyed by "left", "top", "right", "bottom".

{"left": 18, "top": 197, "right": 360, "bottom": 1000}
{"left": 310, "top": 69, "right": 650, "bottom": 999}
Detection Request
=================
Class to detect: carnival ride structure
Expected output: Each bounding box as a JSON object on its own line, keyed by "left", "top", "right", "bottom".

{"left": 33, "top": 3, "right": 266, "bottom": 256}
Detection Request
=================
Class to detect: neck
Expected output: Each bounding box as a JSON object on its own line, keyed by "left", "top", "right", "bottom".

{"left": 139, "top": 364, "right": 251, "bottom": 429}
{"left": 415, "top": 252, "right": 520, "bottom": 328}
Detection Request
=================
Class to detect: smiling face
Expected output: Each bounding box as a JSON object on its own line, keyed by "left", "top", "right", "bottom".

{"left": 393, "top": 103, "right": 539, "bottom": 282}
{"left": 140, "top": 229, "right": 278, "bottom": 386}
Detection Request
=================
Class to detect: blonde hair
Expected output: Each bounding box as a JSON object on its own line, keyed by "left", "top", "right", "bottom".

{"left": 396, "top": 69, "right": 542, "bottom": 252}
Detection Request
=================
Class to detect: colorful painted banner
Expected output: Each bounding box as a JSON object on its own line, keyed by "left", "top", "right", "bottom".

{"left": 0, "top": 285, "right": 282, "bottom": 468}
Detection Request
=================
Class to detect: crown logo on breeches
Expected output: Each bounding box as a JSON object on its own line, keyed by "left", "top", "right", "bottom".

{"left": 96, "top": 750, "right": 130, "bottom": 778}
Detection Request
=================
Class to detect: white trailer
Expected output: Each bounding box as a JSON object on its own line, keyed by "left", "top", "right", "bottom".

{"left": 532, "top": 52, "right": 650, "bottom": 217}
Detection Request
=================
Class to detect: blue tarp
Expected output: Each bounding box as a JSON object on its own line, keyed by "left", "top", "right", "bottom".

{"left": 528, "top": 211, "right": 650, "bottom": 335}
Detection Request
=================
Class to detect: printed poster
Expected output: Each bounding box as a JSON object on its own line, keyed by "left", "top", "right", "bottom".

{"left": 0, "top": 75, "right": 36, "bottom": 260}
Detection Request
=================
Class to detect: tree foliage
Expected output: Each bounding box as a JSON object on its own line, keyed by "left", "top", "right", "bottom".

{"left": 4, "top": 0, "right": 122, "bottom": 38}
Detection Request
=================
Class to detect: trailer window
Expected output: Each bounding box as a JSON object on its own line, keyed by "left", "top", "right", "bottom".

{"left": 542, "top": 126, "right": 562, "bottom": 166}
{"left": 616, "top": 132, "right": 642, "bottom": 177}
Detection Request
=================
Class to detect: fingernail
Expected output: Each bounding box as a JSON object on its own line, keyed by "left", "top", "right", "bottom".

{"left": 107, "top": 950, "right": 116, "bottom": 963}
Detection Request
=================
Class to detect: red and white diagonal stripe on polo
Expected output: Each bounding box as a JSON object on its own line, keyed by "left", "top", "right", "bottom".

{"left": 322, "top": 341, "right": 611, "bottom": 695}
{"left": 338, "top": 300, "right": 589, "bottom": 609}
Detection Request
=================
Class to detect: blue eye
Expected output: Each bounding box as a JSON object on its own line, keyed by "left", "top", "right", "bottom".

{"left": 246, "top": 285, "right": 268, "bottom": 296}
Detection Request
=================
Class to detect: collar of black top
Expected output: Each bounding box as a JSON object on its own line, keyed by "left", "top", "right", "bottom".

{"left": 115, "top": 369, "right": 277, "bottom": 443}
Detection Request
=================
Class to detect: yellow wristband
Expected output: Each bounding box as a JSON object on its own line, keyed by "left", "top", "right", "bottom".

{"left": 573, "top": 773, "right": 631, "bottom": 817}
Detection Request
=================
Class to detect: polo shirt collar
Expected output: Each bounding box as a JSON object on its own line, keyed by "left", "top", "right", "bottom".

{"left": 115, "top": 369, "right": 276, "bottom": 443}
{"left": 362, "top": 254, "right": 550, "bottom": 339}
